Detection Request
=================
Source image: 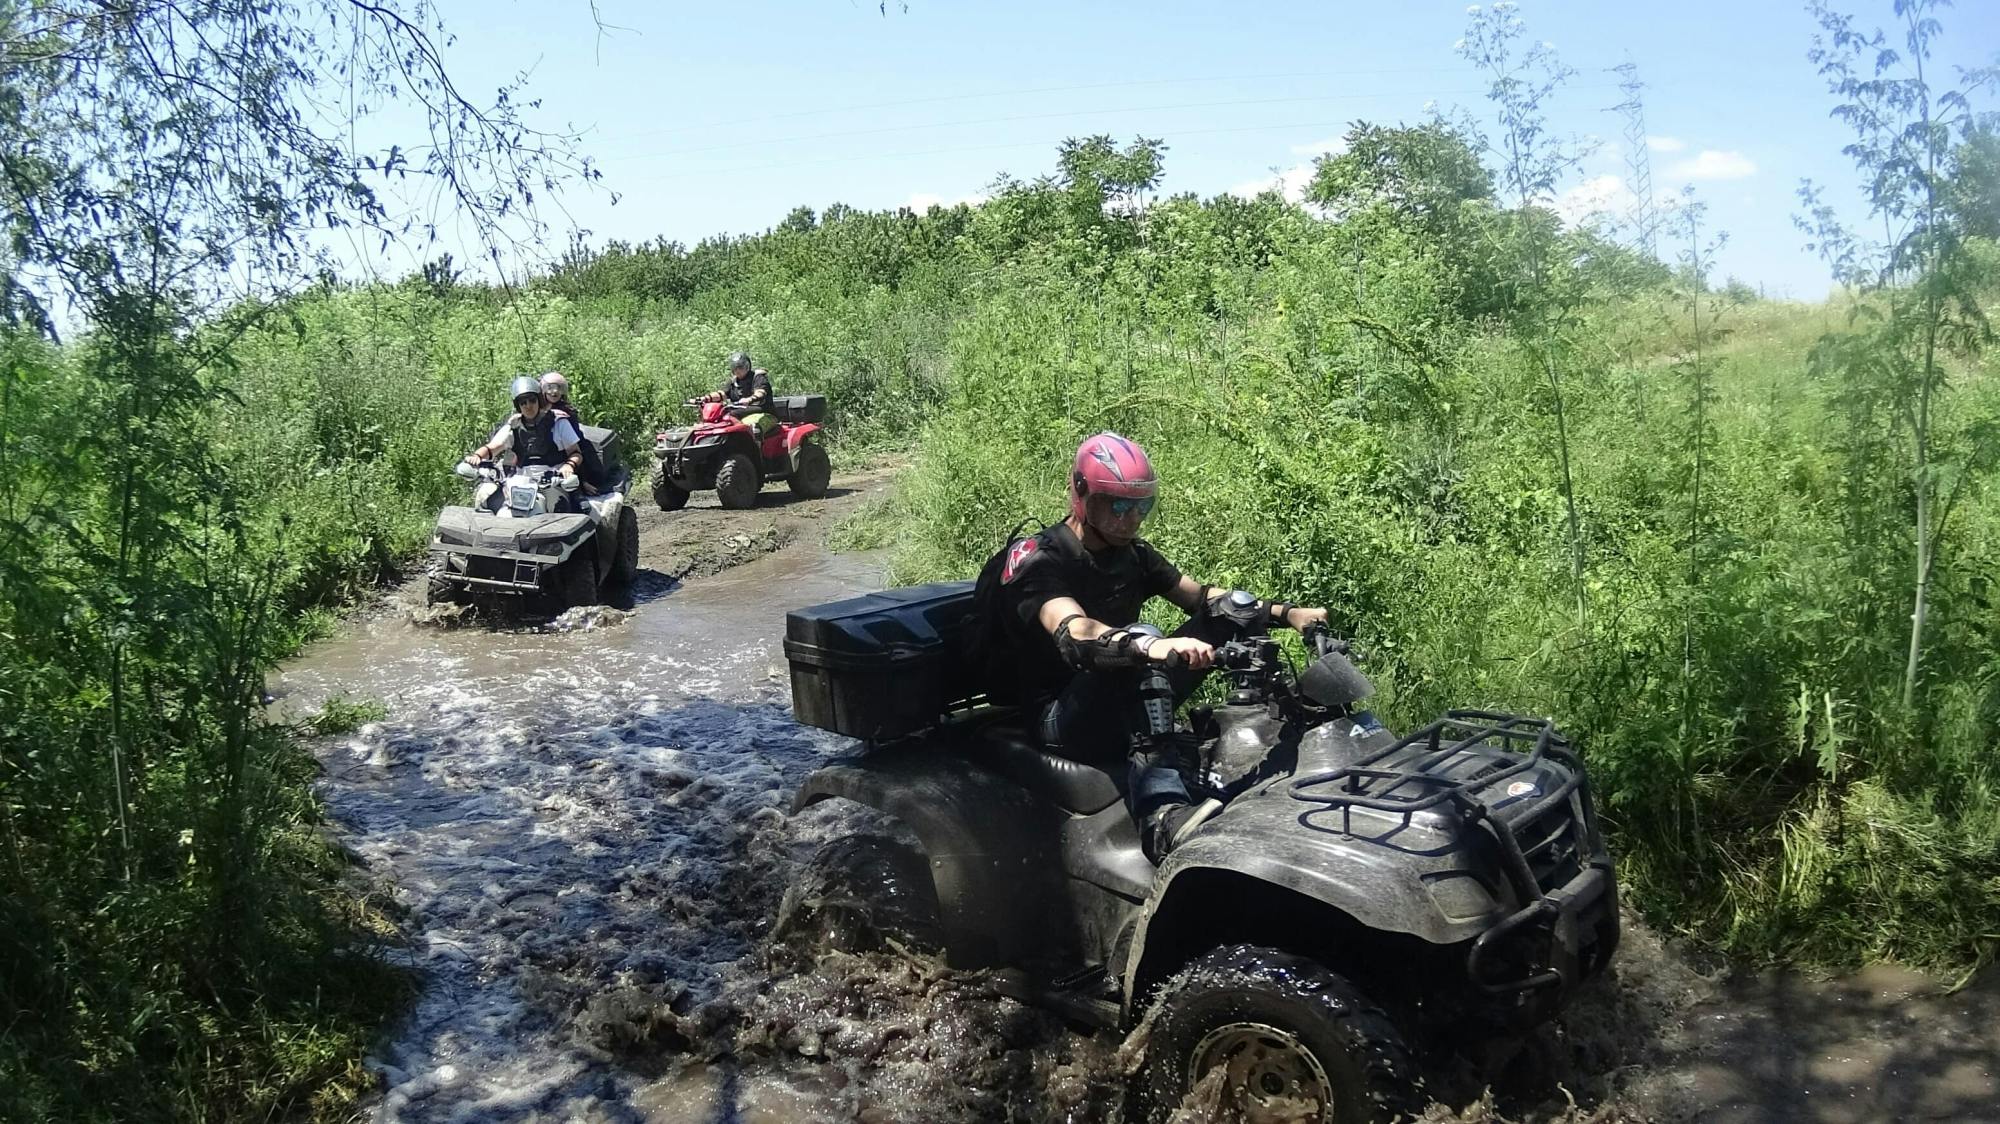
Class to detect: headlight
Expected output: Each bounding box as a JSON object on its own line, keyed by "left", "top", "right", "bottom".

{"left": 507, "top": 481, "right": 538, "bottom": 511}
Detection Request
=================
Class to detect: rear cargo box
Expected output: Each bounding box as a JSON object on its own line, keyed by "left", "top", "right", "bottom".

{"left": 785, "top": 581, "right": 976, "bottom": 741}
{"left": 772, "top": 394, "right": 827, "bottom": 425}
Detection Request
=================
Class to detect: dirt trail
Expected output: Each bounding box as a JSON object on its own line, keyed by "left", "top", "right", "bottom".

{"left": 284, "top": 463, "right": 2000, "bottom": 1124}
{"left": 631, "top": 461, "right": 901, "bottom": 585}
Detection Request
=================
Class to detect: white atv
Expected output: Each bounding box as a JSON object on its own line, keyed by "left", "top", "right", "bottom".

{"left": 424, "top": 425, "right": 638, "bottom": 612}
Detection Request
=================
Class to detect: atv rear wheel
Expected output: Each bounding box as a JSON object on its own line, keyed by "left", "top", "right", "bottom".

{"left": 650, "top": 461, "right": 689, "bottom": 511}
{"left": 777, "top": 835, "right": 941, "bottom": 954}
{"left": 610, "top": 505, "right": 639, "bottom": 587}
{"left": 714, "top": 452, "right": 760, "bottom": 510}
{"left": 1138, "top": 944, "right": 1421, "bottom": 1124}
{"left": 787, "top": 441, "right": 831, "bottom": 500}
{"left": 553, "top": 553, "right": 599, "bottom": 610}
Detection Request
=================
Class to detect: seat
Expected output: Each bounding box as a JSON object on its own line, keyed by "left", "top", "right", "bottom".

{"left": 972, "top": 726, "right": 1123, "bottom": 815}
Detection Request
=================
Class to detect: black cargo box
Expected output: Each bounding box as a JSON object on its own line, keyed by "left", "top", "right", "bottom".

{"left": 785, "top": 581, "right": 977, "bottom": 741}
{"left": 772, "top": 394, "right": 827, "bottom": 425}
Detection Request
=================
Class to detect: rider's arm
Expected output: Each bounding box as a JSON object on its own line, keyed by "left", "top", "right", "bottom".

{"left": 553, "top": 419, "right": 584, "bottom": 474}
{"left": 468, "top": 423, "right": 514, "bottom": 463}
{"left": 1163, "top": 575, "right": 1328, "bottom": 631}
{"left": 1035, "top": 596, "right": 1214, "bottom": 670}
{"left": 746, "top": 370, "right": 773, "bottom": 408}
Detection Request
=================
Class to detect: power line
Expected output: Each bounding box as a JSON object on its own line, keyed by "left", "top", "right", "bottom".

{"left": 616, "top": 66, "right": 1501, "bottom": 141}
{"left": 612, "top": 83, "right": 1623, "bottom": 164}
{"left": 621, "top": 115, "right": 1492, "bottom": 186}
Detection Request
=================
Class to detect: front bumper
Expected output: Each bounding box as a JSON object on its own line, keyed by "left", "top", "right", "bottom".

{"left": 431, "top": 540, "right": 559, "bottom": 593}
{"left": 1464, "top": 857, "right": 1619, "bottom": 1024}
{"left": 653, "top": 439, "right": 724, "bottom": 485}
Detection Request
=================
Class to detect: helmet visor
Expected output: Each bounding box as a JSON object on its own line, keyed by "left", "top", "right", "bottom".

{"left": 1085, "top": 493, "right": 1155, "bottom": 539}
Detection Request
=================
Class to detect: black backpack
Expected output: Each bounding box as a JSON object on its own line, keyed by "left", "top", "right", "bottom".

{"left": 964, "top": 520, "right": 1039, "bottom": 704}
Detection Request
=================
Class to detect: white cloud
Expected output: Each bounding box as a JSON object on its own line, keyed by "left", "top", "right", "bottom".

{"left": 903, "top": 190, "right": 987, "bottom": 212}
{"left": 1646, "top": 135, "right": 1687, "bottom": 153}
{"left": 1288, "top": 136, "right": 1349, "bottom": 158}
{"left": 1552, "top": 174, "right": 1637, "bottom": 226}
{"left": 1670, "top": 149, "right": 1757, "bottom": 181}
{"left": 1230, "top": 162, "right": 1318, "bottom": 205}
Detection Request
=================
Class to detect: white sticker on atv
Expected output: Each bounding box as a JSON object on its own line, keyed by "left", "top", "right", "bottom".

{"left": 1506, "top": 780, "right": 1539, "bottom": 799}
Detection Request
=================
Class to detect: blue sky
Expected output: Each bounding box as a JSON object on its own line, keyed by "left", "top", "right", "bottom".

{"left": 368, "top": 0, "right": 2000, "bottom": 299}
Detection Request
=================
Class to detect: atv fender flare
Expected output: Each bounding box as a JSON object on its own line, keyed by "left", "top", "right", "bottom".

{"left": 1121, "top": 819, "right": 1484, "bottom": 1017}
{"left": 783, "top": 422, "right": 821, "bottom": 451}
{"left": 794, "top": 746, "right": 1067, "bottom": 968}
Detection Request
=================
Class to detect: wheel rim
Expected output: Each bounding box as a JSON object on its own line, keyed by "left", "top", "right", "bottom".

{"left": 1189, "top": 1021, "right": 1337, "bottom": 1124}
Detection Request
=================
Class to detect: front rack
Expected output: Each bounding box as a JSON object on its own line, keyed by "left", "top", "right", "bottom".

{"left": 1289, "top": 709, "right": 1608, "bottom": 996}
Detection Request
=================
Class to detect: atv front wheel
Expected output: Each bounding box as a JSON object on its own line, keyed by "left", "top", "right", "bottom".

{"left": 610, "top": 505, "right": 639, "bottom": 587}
{"left": 650, "top": 461, "right": 689, "bottom": 511}
{"left": 1138, "top": 944, "right": 1421, "bottom": 1124}
{"left": 553, "top": 554, "right": 599, "bottom": 610}
{"left": 788, "top": 441, "right": 831, "bottom": 500}
{"left": 422, "top": 573, "right": 465, "bottom": 608}
{"left": 714, "top": 452, "right": 760, "bottom": 510}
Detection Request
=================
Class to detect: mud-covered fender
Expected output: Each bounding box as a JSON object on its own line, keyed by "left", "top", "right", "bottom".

{"left": 793, "top": 745, "right": 1068, "bottom": 968}
{"left": 1121, "top": 790, "right": 1500, "bottom": 1010}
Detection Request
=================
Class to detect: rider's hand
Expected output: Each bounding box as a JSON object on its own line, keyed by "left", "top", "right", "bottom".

{"left": 559, "top": 463, "right": 577, "bottom": 479}
{"left": 1149, "top": 636, "right": 1215, "bottom": 670}
{"left": 463, "top": 452, "right": 481, "bottom": 466}
{"left": 1285, "top": 606, "right": 1330, "bottom": 631}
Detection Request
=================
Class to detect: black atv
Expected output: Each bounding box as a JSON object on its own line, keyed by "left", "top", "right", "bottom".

{"left": 783, "top": 584, "right": 1619, "bottom": 1123}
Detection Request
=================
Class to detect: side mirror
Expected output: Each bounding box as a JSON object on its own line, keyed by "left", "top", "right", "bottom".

{"left": 1299, "top": 650, "right": 1375, "bottom": 709}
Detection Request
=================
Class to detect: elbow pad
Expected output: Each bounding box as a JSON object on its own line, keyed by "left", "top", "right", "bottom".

{"left": 1054, "top": 616, "right": 1146, "bottom": 671}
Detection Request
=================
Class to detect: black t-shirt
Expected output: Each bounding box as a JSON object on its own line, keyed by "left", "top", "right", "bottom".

{"left": 724, "top": 368, "right": 773, "bottom": 410}
{"left": 989, "top": 520, "right": 1181, "bottom": 705}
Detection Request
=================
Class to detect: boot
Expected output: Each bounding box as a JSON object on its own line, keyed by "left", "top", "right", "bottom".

{"left": 1143, "top": 801, "right": 1198, "bottom": 863}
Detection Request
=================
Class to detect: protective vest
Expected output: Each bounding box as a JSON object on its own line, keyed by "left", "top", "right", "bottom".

{"left": 511, "top": 410, "right": 564, "bottom": 466}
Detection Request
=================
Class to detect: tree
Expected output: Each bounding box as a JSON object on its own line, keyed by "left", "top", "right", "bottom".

{"left": 1800, "top": 0, "right": 1996, "bottom": 711}
{"left": 0, "top": 3, "right": 593, "bottom": 1115}
{"left": 1306, "top": 121, "right": 1494, "bottom": 232}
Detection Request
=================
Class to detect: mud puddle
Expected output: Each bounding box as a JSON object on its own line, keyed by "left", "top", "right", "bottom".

{"left": 287, "top": 465, "right": 2000, "bottom": 1123}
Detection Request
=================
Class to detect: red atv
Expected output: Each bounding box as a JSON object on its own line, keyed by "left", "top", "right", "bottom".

{"left": 649, "top": 393, "right": 832, "bottom": 510}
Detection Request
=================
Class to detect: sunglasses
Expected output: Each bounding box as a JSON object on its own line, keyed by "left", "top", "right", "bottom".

{"left": 515, "top": 395, "right": 540, "bottom": 408}
{"left": 1107, "top": 496, "right": 1155, "bottom": 518}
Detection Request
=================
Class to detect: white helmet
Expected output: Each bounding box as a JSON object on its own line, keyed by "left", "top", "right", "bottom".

{"left": 540, "top": 371, "right": 569, "bottom": 401}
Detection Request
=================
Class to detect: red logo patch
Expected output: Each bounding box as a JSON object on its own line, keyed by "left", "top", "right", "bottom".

{"left": 1001, "top": 537, "right": 1038, "bottom": 583}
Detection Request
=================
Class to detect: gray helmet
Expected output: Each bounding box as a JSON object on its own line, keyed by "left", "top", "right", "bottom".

{"left": 728, "top": 351, "right": 753, "bottom": 374}
{"left": 509, "top": 374, "right": 543, "bottom": 405}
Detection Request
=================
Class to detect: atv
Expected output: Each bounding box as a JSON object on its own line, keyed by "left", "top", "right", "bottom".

{"left": 649, "top": 394, "right": 831, "bottom": 511}
{"left": 424, "top": 424, "right": 638, "bottom": 612}
{"left": 783, "top": 584, "right": 1619, "bottom": 1123}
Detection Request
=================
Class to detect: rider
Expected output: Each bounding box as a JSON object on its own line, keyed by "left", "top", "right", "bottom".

{"left": 465, "top": 375, "right": 585, "bottom": 510}
{"left": 702, "top": 351, "right": 777, "bottom": 440}
{"left": 538, "top": 371, "right": 608, "bottom": 493}
{"left": 980, "top": 432, "right": 1329, "bottom": 861}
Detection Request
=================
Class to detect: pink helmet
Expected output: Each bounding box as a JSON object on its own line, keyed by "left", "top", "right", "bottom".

{"left": 1071, "top": 432, "right": 1157, "bottom": 542}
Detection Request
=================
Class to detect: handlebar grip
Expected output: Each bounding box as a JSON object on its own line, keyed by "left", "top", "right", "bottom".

{"left": 1162, "top": 648, "right": 1187, "bottom": 671}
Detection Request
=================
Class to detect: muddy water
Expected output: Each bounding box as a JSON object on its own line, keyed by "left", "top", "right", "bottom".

{"left": 282, "top": 544, "right": 1122, "bottom": 1124}
{"left": 286, "top": 510, "right": 2000, "bottom": 1124}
